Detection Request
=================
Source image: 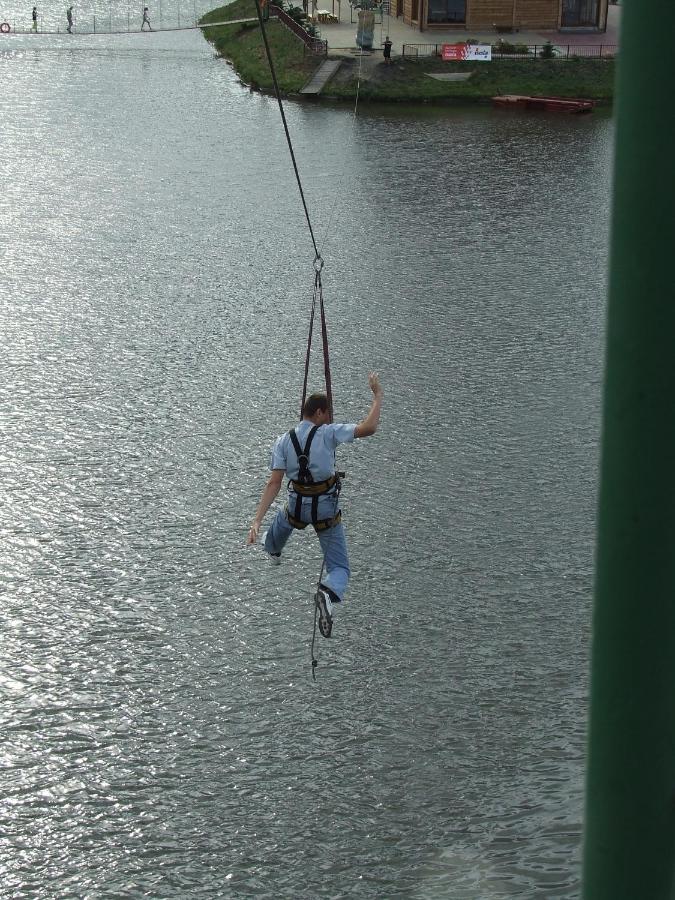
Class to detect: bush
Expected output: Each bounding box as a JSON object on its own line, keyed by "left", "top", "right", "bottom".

{"left": 492, "top": 39, "right": 515, "bottom": 53}
{"left": 285, "top": 4, "right": 307, "bottom": 22}
{"left": 492, "top": 39, "right": 529, "bottom": 55}
{"left": 539, "top": 40, "right": 556, "bottom": 58}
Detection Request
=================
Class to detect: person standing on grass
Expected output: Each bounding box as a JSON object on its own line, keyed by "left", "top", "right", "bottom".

{"left": 383, "top": 35, "right": 393, "bottom": 64}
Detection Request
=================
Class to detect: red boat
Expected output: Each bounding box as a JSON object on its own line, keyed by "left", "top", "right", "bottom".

{"left": 492, "top": 94, "right": 595, "bottom": 114}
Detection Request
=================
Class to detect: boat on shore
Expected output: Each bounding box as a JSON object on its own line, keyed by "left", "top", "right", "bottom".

{"left": 492, "top": 94, "right": 595, "bottom": 113}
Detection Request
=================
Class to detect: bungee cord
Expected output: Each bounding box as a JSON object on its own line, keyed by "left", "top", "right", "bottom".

{"left": 317, "top": 39, "right": 365, "bottom": 255}
{"left": 253, "top": 0, "right": 320, "bottom": 262}
{"left": 252, "top": 0, "right": 344, "bottom": 677}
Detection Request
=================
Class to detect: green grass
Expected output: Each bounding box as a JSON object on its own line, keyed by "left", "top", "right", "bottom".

{"left": 328, "top": 57, "right": 615, "bottom": 103}
{"left": 200, "top": 0, "right": 317, "bottom": 92}
{"left": 199, "top": 2, "right": 615, "bottom": 102}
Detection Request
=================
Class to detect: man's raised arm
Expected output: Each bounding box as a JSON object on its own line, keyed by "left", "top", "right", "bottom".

{"left": 354, "top": 372, "right": 383, "bottom": 439}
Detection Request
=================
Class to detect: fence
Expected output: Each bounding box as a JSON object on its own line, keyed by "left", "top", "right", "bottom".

{"left": 402, "top": 43, "right": 617, "bottom": 58}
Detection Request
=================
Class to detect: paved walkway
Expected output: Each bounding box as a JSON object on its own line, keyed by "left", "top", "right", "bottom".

{"left": 317, "top": 2, "right": 620, "bottom": 55}
{"left": 300, "top": 58, "right": 342, "bottom": 92}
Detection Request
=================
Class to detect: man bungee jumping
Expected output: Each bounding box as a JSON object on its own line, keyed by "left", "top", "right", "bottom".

{"left": 247, "top": 373, "right": 383, "bottom": 638}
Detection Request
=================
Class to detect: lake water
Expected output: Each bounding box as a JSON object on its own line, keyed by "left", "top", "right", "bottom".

{"left": 0, "top": 9, "right": 613, "bottom": 898}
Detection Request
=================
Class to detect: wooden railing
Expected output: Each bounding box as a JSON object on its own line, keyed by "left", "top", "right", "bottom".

{"left": 270, "top": 5, "right": 327, "bottom": 54}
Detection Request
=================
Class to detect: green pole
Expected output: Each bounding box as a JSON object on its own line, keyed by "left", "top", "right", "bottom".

{"left": 583, "top": 1, "right": 675, "bottom": 898}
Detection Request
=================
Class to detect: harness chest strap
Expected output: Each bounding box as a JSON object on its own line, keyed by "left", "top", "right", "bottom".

{"left": 288, "top": 426, "right": 318, "bottom": 485}
{"left": 287, "top": 424, "right": 340, "bottom": 529}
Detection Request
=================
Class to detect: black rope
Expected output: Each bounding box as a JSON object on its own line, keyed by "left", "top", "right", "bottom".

{"left": 253, "top": 0, "right": 320, "bottom": 260}
{"left": 252, "top": 1, "right": 340, "bottom": 678}
{"left": 310, "top": 480, "right": 341, "bottom": 680}
{"left": 311, "top": 597, "right": 320, "bottom": 679}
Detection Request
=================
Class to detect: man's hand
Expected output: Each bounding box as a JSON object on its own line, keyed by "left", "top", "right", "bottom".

{"left": 368, "top": 372, "right": 383, "bottom": 396}
{"left": 355, "top": 373, "right": 384, "bottom": 439}
{"left": 246, "top": 471, "right": 284, "bottom": 547}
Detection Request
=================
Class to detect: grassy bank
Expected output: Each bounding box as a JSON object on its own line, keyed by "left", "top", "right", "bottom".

{"left": 327, "top": 55, "right": 615, "bottom": 102}
{"left": 200, "top": 0, "right": 318, "bottom": 92}
{"left": 200, "top": 0, "right": 615, "bottom": 102}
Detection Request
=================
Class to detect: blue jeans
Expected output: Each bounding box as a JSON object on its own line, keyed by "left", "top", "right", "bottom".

{"left": 264, "top": 507, "right": 350, "bottom": 601}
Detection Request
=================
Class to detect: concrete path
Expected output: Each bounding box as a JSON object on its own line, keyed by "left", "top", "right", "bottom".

{"left": 300, "top": 58, "right": 342, "bottom": 93}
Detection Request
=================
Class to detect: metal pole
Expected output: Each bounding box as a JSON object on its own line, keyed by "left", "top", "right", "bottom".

{"left": 583, "top": 0, "right": 675, "bottom": 898}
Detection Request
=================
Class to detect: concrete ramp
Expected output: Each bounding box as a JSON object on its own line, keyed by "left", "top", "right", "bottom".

{"left": 300, "top": 59, "right": 342, "bottom": 94}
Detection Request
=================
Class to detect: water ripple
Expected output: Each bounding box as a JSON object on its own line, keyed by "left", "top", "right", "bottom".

{"left": 0, "top": 20, "right": 611, "bottom": 899}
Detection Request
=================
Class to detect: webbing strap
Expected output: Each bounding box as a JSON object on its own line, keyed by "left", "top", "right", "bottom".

{"left": 286, "top": 508, "right": 342, "bottom": 532}
{"left": 289, "top": 425, "right": 319, "bottom": 484}
{"left": 291, "top": 474, "right": 337, "bottom": 496}
{"left": 300, "top": 270, "right": 333, "bottom": 424}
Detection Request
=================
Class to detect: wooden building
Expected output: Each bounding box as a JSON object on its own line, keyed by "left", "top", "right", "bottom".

{"left": 395, "top": 0, "right": 609, "bottom": 32}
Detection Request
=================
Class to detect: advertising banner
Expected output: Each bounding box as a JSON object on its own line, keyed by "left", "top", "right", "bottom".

{"left": 441, "top": 43, "right": 492, "bottom": 61}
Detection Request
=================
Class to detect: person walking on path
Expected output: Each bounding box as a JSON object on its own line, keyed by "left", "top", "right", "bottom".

{"left": 246, "top": 373, "right": 384, "bottom": 638}
{"left": 383, "top": 35, "right": 393, "bottom": 64}
{"left": 141, "top": 6, "right": 152, "bottom": 30}
{"left": 31, "top": 6, "right": 38, "bottom": 30}
{"left": 66, "top": 5, "right": 73, "bottom": 32}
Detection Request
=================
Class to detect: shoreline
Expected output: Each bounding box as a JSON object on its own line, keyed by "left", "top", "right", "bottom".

{"left": 199, "top": 2, "right": 615, "bottom": 105}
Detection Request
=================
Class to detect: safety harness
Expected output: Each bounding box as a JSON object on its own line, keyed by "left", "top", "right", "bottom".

{"left": 286, "top": 425, "right": 341, "bottom": 532}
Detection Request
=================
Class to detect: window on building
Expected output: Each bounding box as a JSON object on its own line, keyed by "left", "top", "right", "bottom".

{"left": 561, "top": 0, "right": 600, "bottom": 27}
{"left": 427, "top": 0, "right": 466, "bottom": 24}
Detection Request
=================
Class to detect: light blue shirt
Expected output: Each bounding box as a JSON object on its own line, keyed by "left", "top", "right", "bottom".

{"left": 271, "top": 421, "right": 356, "bottom": 521}
{"left": 271, "top": 421, "right": 356, "bottom": 482}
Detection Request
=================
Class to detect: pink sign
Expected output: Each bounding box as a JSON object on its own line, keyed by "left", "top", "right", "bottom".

{"left": 442, "top": 43, "right": 492, "bottom": 61}
{"left": 442, "top": 43, "right": 466, "bottom": 60}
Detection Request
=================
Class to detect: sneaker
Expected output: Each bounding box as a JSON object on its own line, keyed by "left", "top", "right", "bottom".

{"left": 315, "top": 588, "right": 333, "bottom": 638}
{"left": 262, "top": 530, "right": 281, "bottom": 565}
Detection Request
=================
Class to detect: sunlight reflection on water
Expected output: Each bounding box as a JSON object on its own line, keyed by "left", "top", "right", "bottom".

{"left": 0, "top": 18, "right": 612, "bottom": 898}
